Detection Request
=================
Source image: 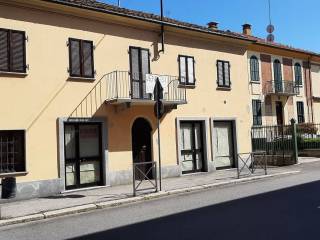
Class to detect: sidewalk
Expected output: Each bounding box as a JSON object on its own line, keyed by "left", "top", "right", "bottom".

{"left": 0, "top": 164, "right": 301, "bottom": 226}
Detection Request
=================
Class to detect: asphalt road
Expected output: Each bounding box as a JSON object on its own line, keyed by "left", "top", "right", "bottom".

{"left": 1, "top": 162, "right": 320, "bottom": 240}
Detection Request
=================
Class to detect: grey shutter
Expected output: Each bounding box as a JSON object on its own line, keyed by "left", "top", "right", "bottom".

{"left": 187, "top": 57, "right": 194, "bottom": 84}
{"left": 224, "top": 61, "right": 230, "bottom": 86}
{"left": 179, "top": 56, "right": 186, "bottom": 83}
{"left": 11, "top": 31, "right": 25, "bottom": 72}
{"left": 141, "top": 49, "right": 150, "bottom": 99}
{"left": 0, "top": 30, "right": 9, "bottom": 72}
{"left": 130, "top": 47, "right": 140, "bottom": 98}
{"left": 82, "top": 41, "right": 94, "bottom": 78}
{"left": 217, "top": 61, "right": 224, "bottom": 86}
{"left": 69, "top": 39, "right": 81, "bottom": 76}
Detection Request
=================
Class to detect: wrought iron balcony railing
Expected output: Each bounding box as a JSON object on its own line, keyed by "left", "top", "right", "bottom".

{"left": 69, "top": 71, "right": 187, "bottom": 118}
{"left": 265, "top": 80, "right": 300, "bottom": 96}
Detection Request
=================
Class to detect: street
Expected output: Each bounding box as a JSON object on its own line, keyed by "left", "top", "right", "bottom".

{"left": 1, "top": 161, "right": 320, "bottom": 240}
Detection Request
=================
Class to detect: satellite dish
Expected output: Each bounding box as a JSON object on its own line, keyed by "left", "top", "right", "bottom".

{"left": 267, "top": 24, "right": 274, "bottom": 33}
{"left": 267, "top": 34, "right": 275, "bottom": 42}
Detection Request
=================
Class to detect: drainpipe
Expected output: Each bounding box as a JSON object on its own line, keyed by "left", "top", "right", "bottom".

{"left": 308, "top": 57, "right": 314, "bottom": 123}
{"left": 159, "top": 0, "right": 165, "bottom": 53}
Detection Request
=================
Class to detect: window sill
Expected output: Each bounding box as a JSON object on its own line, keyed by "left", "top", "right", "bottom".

{"left": 216, "top": 86, "right": 231, "bottom": 91}
{"left": 0, "top": 71, "right": 28, "bottom": 77}
{"left": 178, "top": 84, "right": 196, "bottom": 89}
{"left": 68, "top": 76, "right": 96, "bottom": 82}
{"left": 0, "top": 171, "right": 28, "bottom": 178}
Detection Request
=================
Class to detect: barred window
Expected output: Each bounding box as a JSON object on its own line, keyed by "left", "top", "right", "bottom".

{"left": 297, "top": 101, "right": 305, "bottom": 123}
{"left": 217, "top": 60, "right": 231, "bottom": 88}
{"left": 0, "top": 29, "right": 26, "bottom": 73}
{"left": 250, "top": 56, "right": 260, "bottom": 82}
{"left": 252, "top": 100, "right": 262, "bottom": 126}
{"left": 0, "top": 130, "right": 26, "bottom": 175}
{"left": 294, "top": 63, "right": 302, "bottom": 86}
{"left": 69, "top": 38, "right": 94, "bottom": 78}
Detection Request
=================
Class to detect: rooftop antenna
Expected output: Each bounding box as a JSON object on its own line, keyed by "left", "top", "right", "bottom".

{"left": 266, "top": 0, "right": 275, "bottom": 42}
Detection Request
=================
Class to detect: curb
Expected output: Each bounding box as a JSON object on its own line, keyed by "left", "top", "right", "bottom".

{"left": 0, "top": 170, "right": 300, "bottom": 227}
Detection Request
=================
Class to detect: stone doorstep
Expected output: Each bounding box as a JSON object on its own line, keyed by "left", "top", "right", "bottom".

{"left": 0, "top": 170, "right": 300, "bottom": 227}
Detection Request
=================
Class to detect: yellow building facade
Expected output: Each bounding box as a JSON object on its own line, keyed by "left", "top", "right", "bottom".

{"left": 0, "top": 0, "right": 319, "bottom": 199}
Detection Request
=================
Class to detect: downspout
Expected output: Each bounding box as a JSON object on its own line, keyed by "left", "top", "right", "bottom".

{"left": 308, "top": 56, "right": 314, "bottom": 123}
{"left": 159, "top": 0, "right": 165, "bottom": 53}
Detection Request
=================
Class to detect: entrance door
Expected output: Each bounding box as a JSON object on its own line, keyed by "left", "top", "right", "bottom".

{"left": 213, "top": 121, "right": 235, "bottom": 169}
{"left": 129, "top": 47, "right": 150, "bottom": 99}
{"left": 276, "top": 101, "right": 284, "bottom": 125}
{"left": 64, "top": 123, "right": 103, "bottom": 190}
{"left": 132, "top": 118, "right": 153, "bottom": 179}
{"left": 180, "top": 121, "right": 205, "bottom": 174}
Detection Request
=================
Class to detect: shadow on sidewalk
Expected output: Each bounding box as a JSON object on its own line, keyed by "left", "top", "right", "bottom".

{"left": 69, "top": 180, "right": 320, "bottom": 240}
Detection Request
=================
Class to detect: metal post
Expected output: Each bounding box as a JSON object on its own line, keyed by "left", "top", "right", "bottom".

{"left": 133, "top": 163, "right": 136, "bottom": 196}
{"left": 237, "top": 154, "right": 240, "bottom": 179}
{"left": 157, "top": 104, "right": 162, "bottom": 191}
{"left": 291, "top": 118, "right": 298, "bottom": 164}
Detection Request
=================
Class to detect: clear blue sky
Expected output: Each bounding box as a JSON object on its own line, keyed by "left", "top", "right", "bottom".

{"left": 101, "top": 0, "right": 320, "bottom": 53}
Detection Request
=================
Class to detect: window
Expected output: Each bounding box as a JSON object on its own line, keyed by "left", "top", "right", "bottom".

{"left": 250, "top": 56, "right": 260, "bottom": 82}
{"left": 217, "top": 60, "right": 231, "bottom": 88}
{"left": 0, "top": 130, "right": 26, "bottom": 174}
{"left": 297, "top": 101, "right": 305, "bottom": 123}
{"left": 273, "top": 59, "right": 282, "bottom": 81}
{"left": 69, "top": 38, "right": 94, "bottom": 78}
{"left": 294, "top": 63, "right": 302, "bottom": 86}
{"left": 178, "top": 55, "right": 195, "bottom": 85}
{"left": 0, "top": 28, "right": 26, "bottom": 73}
{"left": 252, "top": 100, "right": 262, "bottom": 126}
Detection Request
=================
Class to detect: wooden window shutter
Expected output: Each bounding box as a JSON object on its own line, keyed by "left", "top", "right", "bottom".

{"left": 217, "top": 61, "right": 224, "bottom": 86}
{"left": 10, "top": 31, "right": 26, "bottom": 73}
{"left": 179, "top": 56, "right": 186, "bottom": 83}
{"left": 82, "top": 41, "right": 94, "bottom": 78}
{"left": 69, "top": 39, "right": 81, "bottom": 77}
{"left": 0, "top": 29, "right": 9, "bottom": 72}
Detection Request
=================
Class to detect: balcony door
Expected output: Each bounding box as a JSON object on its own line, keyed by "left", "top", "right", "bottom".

{"left": 273, "top": 59, "right": 283, "bottom": 93}
{"left": 64, "top": 123, "right": 103, "bottom": 190}
{"left": 129, "top": 47, "right": 150, "bottom": 99}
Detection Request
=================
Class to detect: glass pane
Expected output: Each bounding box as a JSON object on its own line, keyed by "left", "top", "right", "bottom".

{"left": 195, "top": 152, "right": 203, "bottom": 170}
{"left": 65, "top": 125, "right": 76, "bottom": 159}
{"left": 66, "top": 163, "right": 76, "bottom": 187}
{"left": 180, "top": 123, "right": 192, "bottom": 150}
{"left": 217, "top": 61, "right": 224, "bottom": 85}
{"left": 79, "top": 125, "right": 100, "bottom": 158}
{"left": 181, "top": 154, "right": 193, "bottom": 172}
{"left": 80, "top": 160, "right": 100, "bottom": 184}
{"left": 179, "top": 57, "right": 186, "bottom": 82}
{"left": 194, "top": 123, "right": 202, "bottom": 149}
{"left": 214, "top": 122, "right": 234, "bottom": 168}
{"left": 187, "top": 57, "right": 194, "bottom": 84}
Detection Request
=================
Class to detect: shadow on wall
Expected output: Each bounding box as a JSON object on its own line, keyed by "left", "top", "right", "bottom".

{"left": 70, "top": 180, "right": 320, "bottom": 240}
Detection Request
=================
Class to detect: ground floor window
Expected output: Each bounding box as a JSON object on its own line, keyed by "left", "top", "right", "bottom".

{"left": 0, "top": 130, "right": 26, "bottom": 174}
{"left": 180, "top": 121, "right": 205, "bottom": 174}
{"left": 252, "top": 100, "right": 262, "bottom": 126}
{"left": 296, "top": 101, "right": 305, "bottom": 123}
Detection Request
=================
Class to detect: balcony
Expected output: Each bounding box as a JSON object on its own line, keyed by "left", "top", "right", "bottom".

{"left": 265, "top": 80, "right": 299, "bottom": 96}
{"left": 104, "top": 71, "right": 187, "bottom": 105}
{"left": 69, "top": 71, "right": 187, "bottom": 118}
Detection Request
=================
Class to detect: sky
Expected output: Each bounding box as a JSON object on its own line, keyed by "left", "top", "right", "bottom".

{"left": 101, "top": 0, "right": 320, "bottom": 53}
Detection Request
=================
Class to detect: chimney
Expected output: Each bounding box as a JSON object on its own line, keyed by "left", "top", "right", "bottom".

{"left": 242, "top": 23, "right": 252, "bottom": 36}
{"left": 207, "top": 21, "right": 219, "bottom": 30}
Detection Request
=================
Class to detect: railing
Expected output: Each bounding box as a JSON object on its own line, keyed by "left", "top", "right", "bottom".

{"left": 296, "top": 123, "right": 320, "bottom": 150}
{"left": 133, "top": 161, "right": 158, "bottom": 196}
{"left": 251, "top": 124, "right": 293, "bottom": 156}
{"left": 237, "top": 152, "right": 267, "bottom": 179}
{"left": 69, "top": 71, "right": 187, "bottom": 118}
{"left": 265, "top": 80, "right": 299, "bottom": 95}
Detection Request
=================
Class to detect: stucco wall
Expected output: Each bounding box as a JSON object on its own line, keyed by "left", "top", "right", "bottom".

{"left": 0, "top": 3, "right": 252, "bottom": 183}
